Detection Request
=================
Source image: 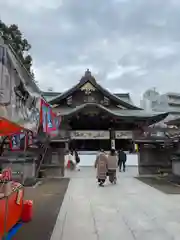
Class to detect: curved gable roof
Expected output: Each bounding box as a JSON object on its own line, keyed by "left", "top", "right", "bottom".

{"left": 49, "top": 70, "right": 140, "bottom": 110}
{"left": 57, "top": 103, "right": 168, "bottom": 126}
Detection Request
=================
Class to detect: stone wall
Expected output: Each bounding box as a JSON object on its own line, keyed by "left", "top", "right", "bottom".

{"left": 1, "top": 161, "right": 36, "bottom": 183}
{"left": 138, "top": 146, "right": 173, "bottom": 175}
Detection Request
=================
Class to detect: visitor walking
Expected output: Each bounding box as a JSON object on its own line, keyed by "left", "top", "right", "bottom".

{"left": 94, "top": 149, "right": 108, "bottom": 187}
{"left": 66, "top": 150, "right": 76, "bottom": 170}
{"left": 118, "top": 149, "right": 127, "bottom": 172}
{"left": 74, "top": 150, "right": 80, "bottom": 171}
{"left": 107, "top": 148, "right": 118, "bottom": 184}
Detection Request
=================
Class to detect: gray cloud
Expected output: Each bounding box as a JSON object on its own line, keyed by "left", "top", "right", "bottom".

{"left": 1, "top": 0, "right": 180, "bottom": 105}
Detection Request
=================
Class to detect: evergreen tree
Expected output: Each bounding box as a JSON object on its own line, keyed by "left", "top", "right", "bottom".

{"left": 0, "top": 20, "right": 33, "bottom": 74}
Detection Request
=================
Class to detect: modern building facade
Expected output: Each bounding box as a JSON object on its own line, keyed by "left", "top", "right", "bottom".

{"left": 42, "top": 70, "right": 168, "bottom": 152}
{"left": 140, "top": 88, "right": 180, "bottom": 124}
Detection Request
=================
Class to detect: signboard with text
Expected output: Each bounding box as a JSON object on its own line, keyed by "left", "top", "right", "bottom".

{"left": 70, "top": 131, "right": 133, "bottom": 140}
{"left": 115, "top": 131, "right": 132, "bottom": 139}
{"left": 70, "top": 131, "right": 110, "bottom": 139}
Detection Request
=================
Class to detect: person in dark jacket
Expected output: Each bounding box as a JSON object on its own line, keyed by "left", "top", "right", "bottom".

{"left": 74, "top": 150, "right": 80, "bottom": 171}
{"left": 118, "top": 149, "right": 127, "bottom": 172}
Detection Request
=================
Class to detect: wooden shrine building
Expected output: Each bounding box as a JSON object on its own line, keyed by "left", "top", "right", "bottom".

{"left": 43, "top": 69, "right": 168, "bottom": 152}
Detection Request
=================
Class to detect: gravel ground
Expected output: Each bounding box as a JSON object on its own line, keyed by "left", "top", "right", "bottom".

{"left": 136, "top": 176, "right": 180, "bottom": 194}
{"left": 13, "top": 178, "right": 70, "bottom": 240}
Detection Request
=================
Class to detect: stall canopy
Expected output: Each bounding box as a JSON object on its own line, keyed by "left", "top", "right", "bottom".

{"left": 0, "top": 118, "right": 24, "bottom": 136}
{"left": 0, "top": 99, "right": 60, "bottom": 137}
{"left": 0, "top": 44, "right": 42, "bottom": 134}
{"left": 0, "top": 44, "right": 60, "bottom": 136}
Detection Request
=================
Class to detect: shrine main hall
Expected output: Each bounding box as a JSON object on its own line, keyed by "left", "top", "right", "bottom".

{"left": 42, "top": 69, "right": 167, "bottom": 151}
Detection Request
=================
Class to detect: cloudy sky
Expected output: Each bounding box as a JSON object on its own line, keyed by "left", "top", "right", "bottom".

{"left": 1, "top": 0, "right": 180, "bottom": 105}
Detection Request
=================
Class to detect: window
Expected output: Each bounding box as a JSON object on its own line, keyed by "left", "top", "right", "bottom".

{"left": 151, "top": 100, "right": 157, "bottom": 108}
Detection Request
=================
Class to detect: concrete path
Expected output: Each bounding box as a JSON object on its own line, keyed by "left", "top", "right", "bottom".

{"left": 51, "top": 167, "right": 180, "bottom": 240}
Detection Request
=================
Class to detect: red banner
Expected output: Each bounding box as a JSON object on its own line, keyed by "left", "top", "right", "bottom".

{"left": 40, "top": 99, "right": 60, "bottom": 134}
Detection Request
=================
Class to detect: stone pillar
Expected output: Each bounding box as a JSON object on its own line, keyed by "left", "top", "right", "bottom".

{"left": 109, "top": 128, "right": 115, "bottom": 149}
{"left": 138, "top": 144, "right": 173, "bottom": 175}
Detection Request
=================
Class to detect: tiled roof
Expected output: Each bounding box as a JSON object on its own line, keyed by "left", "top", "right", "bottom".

{"left": 42, "top": 91, "right": 133, "bottom": 104}
{"left": 56, "top": 103, "right": 168, "bottom": 125}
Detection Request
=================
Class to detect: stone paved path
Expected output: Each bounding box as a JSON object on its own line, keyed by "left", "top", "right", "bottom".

{"left": 51, "top": 167, "right": 180, "bottom": 240}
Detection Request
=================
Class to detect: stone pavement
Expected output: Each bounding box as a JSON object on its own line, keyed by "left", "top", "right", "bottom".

{"left": 50, "top": 167, "right": 180, "bottom": 240}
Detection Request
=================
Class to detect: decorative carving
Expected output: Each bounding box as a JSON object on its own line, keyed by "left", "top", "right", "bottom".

{"left": 103, "top": 96, "right": 109, "bottom": 106}
{"left": 51, "top": 104, "right": 59, "bottom": 108}
{"left": 67, "top": 95, "right": 72, "bottom": 105}
{"left": 85, "top": 69, "right": 91, "bottom": 77}
{"left": 84, "top": 95, "right": 95, "bottom": 103}
{"left": 117, "top": 105, "right": 126, "bottom": 109}
{"left": 80, "top": 82, "right": 96, "bottom": 95}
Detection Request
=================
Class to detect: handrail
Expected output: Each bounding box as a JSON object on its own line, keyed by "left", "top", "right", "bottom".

{"left": 35, "top": 146, "right": 48, "bottom": 177}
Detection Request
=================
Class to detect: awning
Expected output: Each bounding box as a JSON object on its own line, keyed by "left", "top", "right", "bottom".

{"left": 0, "top": 118, "right": 24, "bottom": 136}
{"left": 0, "top": 98, "right": 61, "bottom": 138}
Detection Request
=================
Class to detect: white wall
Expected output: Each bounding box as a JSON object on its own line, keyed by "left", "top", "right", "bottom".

{"left": 76, "top": 152, "right": 138, "bottom": 167}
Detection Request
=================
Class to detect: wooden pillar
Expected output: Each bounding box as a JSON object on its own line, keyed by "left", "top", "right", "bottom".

{"left": 45, "top": 147, "right": 52, "bottom": 164}
{"left": 57, "top": 147, "right": 65, "bottom": 177}
{"left": 109, "top": 128, "right": 115, "bottom": 149}
{"left": 65, "top": 142, "right": 69, "bottom": 151}
{"left": 56, "top": 141, "right": 68, "bottom": 177}
{"left": 132, "top": 130, "right": 138, "bottom": 153}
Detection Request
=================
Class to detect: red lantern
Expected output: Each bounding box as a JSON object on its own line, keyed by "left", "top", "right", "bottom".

{"left": 21, "top": 200, "right": 33, "bottom": 222}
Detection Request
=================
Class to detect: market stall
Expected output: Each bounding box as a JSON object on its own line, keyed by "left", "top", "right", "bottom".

{"left": 0, "top": 114, "right": 60, "bottom": 239}
{"left": 0, "top": 168, "right": 26, "bottom": 239}
{"left": 0, "top": 44, "right": 39, "bottom": 239}
{"left": 0, "top": 44, "right": 61, "bottom": 239}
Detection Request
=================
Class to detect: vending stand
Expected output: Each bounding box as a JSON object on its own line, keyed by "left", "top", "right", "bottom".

{"left": 0, "top": 118, "right": 30, "bottom": 239}
{"left": 0, "top": 168, "right": 24, "bottom": 239}
{"left": 0, "top": 97, "right": 41, "bottom": 239}
{"left": 0, "top": 43, "right": 60, "bottom": 239}
{"left": 0, "top": 101, "right": 60, "bottom": 239}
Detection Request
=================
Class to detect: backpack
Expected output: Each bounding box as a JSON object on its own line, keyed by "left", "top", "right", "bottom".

{"left": 76, "top": 156, "right": 80, "bottom": 164}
